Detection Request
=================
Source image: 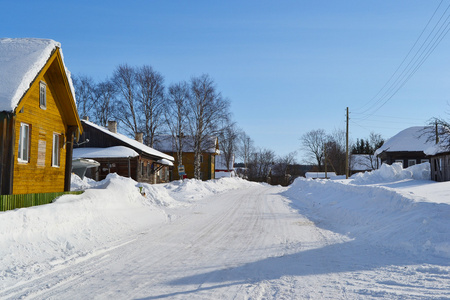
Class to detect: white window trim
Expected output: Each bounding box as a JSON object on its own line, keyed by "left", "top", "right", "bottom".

{"left": 52, "top": 133, "right": 60, "bottom": 167}
{"left": 18, "top": 123, "right": 30, "bottom": 163}
{"left": 39, "top": 81, "right": 47, "bottom": 109}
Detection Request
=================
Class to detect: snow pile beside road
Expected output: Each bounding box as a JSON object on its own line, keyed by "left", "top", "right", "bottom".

{"left": 0, "top": 174, "right": 254, "bottom": 288}
{"left": 0, "top": 174, "right": 166, "bottom": 287}
{"left": 351, "top": 162, "right": 431, "bottom": 184}
{"left": 284, "top": 163, "right": 450, "bottom": 259}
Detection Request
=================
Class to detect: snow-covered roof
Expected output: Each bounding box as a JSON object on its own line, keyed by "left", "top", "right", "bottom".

{"left": 156, "top": 158, "right": 174, "bottom": 167}
{"left": 0, "top": 38, "right": 72, "bottom": 112}
{"left": 154, "top": 135, "right": 219, "bottom": 154}
{"left": 82, "top": 120, "right": 174, "bottom": 161}
{"left": 375, "top": 126, "right": 436, "bottom": 156}
{"left": 73, "top": 146, "right": 139, "bottom": 159}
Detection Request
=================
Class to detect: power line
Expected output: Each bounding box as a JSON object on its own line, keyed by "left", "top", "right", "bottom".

{"left": 355, "top": 1, "right": 450, "bottom": 120}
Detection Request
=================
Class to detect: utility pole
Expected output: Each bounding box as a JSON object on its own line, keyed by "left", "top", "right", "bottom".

{"left": 345, "top": 107, "right": 349, "bottom": 179}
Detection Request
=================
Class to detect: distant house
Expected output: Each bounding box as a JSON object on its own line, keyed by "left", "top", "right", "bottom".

{"left": 0, "top": 38, "right": 83, "bottom": 195}
{"left": 215, "top": 154, "right": 235, "bottom": 178}
{"left": 350, "top": 154, "right": 380, "bottom": 174}
{"left": 73, "top": 120, "right": 174, "bottom": 184}
{"left": 305, "top": 172, "right": 337, "bottom": 179}
{"left": 153, "top": 135, "right": 219, "bottom": 180}
{"left": 375, "top": 126, "right": 434, "bottom": 169}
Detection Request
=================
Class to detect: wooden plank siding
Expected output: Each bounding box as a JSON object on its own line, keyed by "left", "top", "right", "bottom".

{"left": 165, "top": 152, "right": 215, "bottom": 180}
{"left": 13, "top": 74, "right": 67, "bottom": 194}
{"left": 430, "top": 154, "right": 450, "bottom": 182}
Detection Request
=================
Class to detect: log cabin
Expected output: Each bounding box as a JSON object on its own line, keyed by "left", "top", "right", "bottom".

{"left": 0, "top": 38, "right": 83, "bottom": 195}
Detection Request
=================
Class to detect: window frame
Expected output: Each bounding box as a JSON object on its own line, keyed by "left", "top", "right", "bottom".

{"left": 18, "top": 123, "right": 30, "bottom": 163}
{"left": 52, "top": 133, "right": 60, "bottom": 167}
{"left": 39, "top": 81, "right": 47, "bottom": 109}
{"left": 407, "top": 159, "right": 416, "bottom": 167}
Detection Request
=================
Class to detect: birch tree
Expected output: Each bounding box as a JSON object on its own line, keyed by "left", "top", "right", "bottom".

{"left": 113, "top": 64, "right": 139, "bottom": 137}
{"left": 218, "top": 121, "right": 240, "bottom": 172}
{"left": 135, "top": 65, "right": 165, "bottom": 147}
{"left": 92, "top": 79, "right": 116, "bottom": 127}
{"left": 72, "top": 74, "right": 95, "bottom": 120}
{"left": 164, "top": 81, "right": 190, "bottom": 174}
{"left": 187, "top": 74, "right": 229, "bottom": 180}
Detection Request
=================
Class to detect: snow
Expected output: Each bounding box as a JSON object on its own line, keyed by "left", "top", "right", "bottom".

{"left": 82, "top": 119, "right": 174, "bottom": 161}
{"left": 0, "top": 163, "right": 449, "bottom": 298}
{"left": 375, "top": 126, "right": 436, "bottom": 155}
{"left": 73, "top": 146, "right": 139, "bottom": 159}
{"left": 0, "top": 38, "right": 74, "bottom": 112}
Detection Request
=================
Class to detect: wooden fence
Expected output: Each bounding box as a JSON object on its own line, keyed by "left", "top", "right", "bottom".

{"left": 0, "top": 191, "right": 84, "bottom": 212}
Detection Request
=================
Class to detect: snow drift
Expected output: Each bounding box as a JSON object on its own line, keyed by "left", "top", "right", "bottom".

{"left": 284, "top": 163, "right": 450, "bottom": 259}
{"left": 0, "top": 174, "right": 256, "bottom": 289}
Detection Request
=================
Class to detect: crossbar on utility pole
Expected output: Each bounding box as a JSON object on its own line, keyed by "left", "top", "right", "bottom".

{"left": 345, "top": 107, "right": 349, "bottom": 179}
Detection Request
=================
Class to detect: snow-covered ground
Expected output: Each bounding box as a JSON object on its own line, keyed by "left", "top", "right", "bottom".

{"left": 0, "top": 163, "right": 449, "bottom": 299}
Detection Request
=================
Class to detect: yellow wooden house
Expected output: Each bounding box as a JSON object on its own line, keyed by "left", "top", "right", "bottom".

{"left": 0, "top": 38, "right": 83, "bottom": 195}
{"left": 154, "top": 135, "right": 219, "bottom": 180}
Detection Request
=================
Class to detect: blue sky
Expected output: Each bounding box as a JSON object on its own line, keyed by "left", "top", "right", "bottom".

{"left": 3, "top": 1, "right": 450, "bottom": 162}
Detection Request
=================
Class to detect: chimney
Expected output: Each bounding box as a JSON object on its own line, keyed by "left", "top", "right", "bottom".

{"left": 135, "top": 132, "right": 144, "bottom": 143}
{"left": 108, "top": 121, "right": 117, "bottom": 133}
{"left": 83, "top": 116, "right": 89, "bottom": 121}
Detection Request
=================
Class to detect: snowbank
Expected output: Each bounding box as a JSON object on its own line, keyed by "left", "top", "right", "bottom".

{"left": 0, "top": 174, "right": 257, "bottom": 288}
{"left": 350, "top": 162, "right": 431, "bottom": 185}
{"left": 284, "top": 163, "right": 450, "bottom": 259}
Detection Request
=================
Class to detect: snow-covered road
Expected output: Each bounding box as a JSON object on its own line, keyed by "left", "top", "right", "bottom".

{"left": 2, "top": 180, "right": 448, "bottom": 299}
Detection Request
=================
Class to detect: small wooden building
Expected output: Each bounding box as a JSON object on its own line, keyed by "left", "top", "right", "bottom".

{"left": 74, "top": 120, "right": 174, "bottom": 184}
{"left": 0, "top": 38, "right": 83, "bottom": 195}
{"left": 154, "top": 135, "right": 219, "bottom": 180}
{"left": 424, "top": 143, "right": 450, "bottom": 182}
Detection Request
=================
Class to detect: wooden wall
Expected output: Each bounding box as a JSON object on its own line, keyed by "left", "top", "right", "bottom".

{"left": 166, "top": 152, "right": 215, "bottom": 180}
{"left": 13, "top": 74, "right": 67, "bottom": 194}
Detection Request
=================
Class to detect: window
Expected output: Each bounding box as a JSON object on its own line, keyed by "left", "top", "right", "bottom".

{"left": 408, "top": 159, "right": 416, "bottom": 167}
{"left": 18, "top": 123, "right": 30, "bottom": 163}
{"left": 52, "top": 133, "right": 60, "bottom": 167}
{"left": 39, "top": 81, "right": 47, "bottom": 109}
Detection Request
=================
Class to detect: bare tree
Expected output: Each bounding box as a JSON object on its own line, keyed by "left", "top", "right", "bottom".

{"left": 273, "top": 151, "right": 297, "bottom": 177}
{"left": 247, "top": 148, "right": 276, "bottom": 182}
{"left": 135, "top": 65, "right": 165, "bottom": 147}
{"left": 300, "top": 129, "right": 327, "bottom": 170}
{"left": 113, "top": 64, "right": 139, "bottom": 137}
{"left": 92, "top": 79, "right": 116, "bottom": 127}
{"left": 238, "top": 131, "right": 253, "bottom": 170}
{"left": 72, "top": 74, "right": 95, "bottom": 119}
{"left": 324, "top": 129, "right": 347, "bottom": 174}
{"left": 218, "top": 121, "right": 240, "bottom": 172}
{"left": 164, "top": 81, "right": 190, "bottom": 175}
{"left": 187, "top": 74, "right": 230, "bottom": 179}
